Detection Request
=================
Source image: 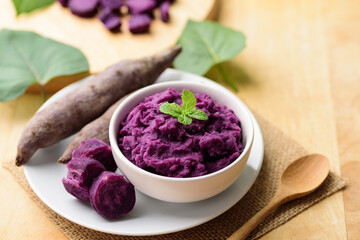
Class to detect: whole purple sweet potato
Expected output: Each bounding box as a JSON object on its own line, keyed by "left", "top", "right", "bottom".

{"left": 68, "top": 0, "right": 99, "bottom": 18}
{"left": 99, "top": 8, "right": 121, "bottom": 31}
{"left": 62, "top": 157, "right": 105, "bottom": 200}
{"left": 126, "top": 0, "right": 156, "bottom": 15}
{"left": 16, "top": 46, "right": 181, "bottom": 166}
{"left": 90, "top": 171, "right": 135, "bottom": 219}
{"left": 129, "top": 14, "right": 152, "bottom": 33}
{"left": 72, "top": 139, "right": 117, "bottom": 172}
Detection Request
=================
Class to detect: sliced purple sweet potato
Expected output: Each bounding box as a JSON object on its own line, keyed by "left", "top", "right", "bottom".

{"left": 58, "top": 0, "right": 69, "bottom": 7}
{"left": 100, "top": 0, "right": 123, "bottom": 10}
{"left": 62, "top": 157, "right": 105, "bottom": 200}
{"left": 72, "top": 139, "right": 117, "bottom": 172}
{"left": 90, "top": 171, "right": 135, "bottom": 219}
{"left": 128, "top": 14, "right": 152, "bottom": 34}
{"left": 68, "top": 0, "right": 99, "bottom": 18}
{"left": 99, "top": 8, "right": 122, "bottom": 31}
{"left": 126, "top": 0, "right": 157, "bottom": 15}
{"left": 159, "top": 1, "right": 170, "bottom": 22}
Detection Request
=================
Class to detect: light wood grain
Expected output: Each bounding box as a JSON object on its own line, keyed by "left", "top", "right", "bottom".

{"left": 341, "top": 162, "right": 360, "bottom": 240}
{"left": 1, "top": 0, "right": 359, "bottom": 239}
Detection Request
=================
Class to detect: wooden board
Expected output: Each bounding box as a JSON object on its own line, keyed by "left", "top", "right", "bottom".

{"left": 0, "top": 0, "right": 219, "bottom": 93}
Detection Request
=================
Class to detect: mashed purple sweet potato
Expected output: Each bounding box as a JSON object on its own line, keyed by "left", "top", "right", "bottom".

{"left": 118, "top": 88, "right": 242, "bottom": 178}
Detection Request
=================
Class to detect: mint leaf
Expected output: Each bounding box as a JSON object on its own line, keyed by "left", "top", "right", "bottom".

{"left": 0, "top": 29, "right": 89, "bottom": 102}
{"left": 159, "top": 102, "right": 182, "bottom": 118}
{"left": 12, "top": 0, "right": 55, "bottom": 16}
{"left": 174, "top": 20, "right": 246, "bottom": 91}
{"left": 159, "top": 89, "right": 209, "bottom": 125}
{"left": 186, "top": 108, "right": 208, "bottom": 121}
{"left": 181, "top": 89, "right": 196, "bottom": 112}
{"left": 178, "top": 114, "right": 192, "bottom": 125}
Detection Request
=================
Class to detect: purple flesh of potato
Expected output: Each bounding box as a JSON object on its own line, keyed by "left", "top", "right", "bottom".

{"left": 68, "top": 0, "right": 99, "bottom": 18}
{"left": 90, "top": 171, "right": 136, "bottom": 219}
{"left": 100, "top": 0, "right": 123, "bottom": 9}
{"left": 99, "top": 8, "right": 122, "bottom": 31}
{"left": 72, "top": 139, "right": 117, "bottom": 172}
{"left": 62, "top": 157, "right": 105, "bottom": 200}
{"left": 126, "top": 0, "right": 156, "bottom": 15}
{"left": 155, "top": 0, "right": 175, "bottom": 6}
{"left": 128, "top": 14, "right": 152, "bottom": 34}
{"left": 58, "top": 0, "right": 69, "bottom": 7}
{"left": 159, "top": 1, "right": 170, "bottom": 22}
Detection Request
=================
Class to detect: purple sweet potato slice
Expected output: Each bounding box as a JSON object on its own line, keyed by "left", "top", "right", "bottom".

{"left": 126, "top": 0, "right": 156, "bottom": 15}
{"left": 62, "top": 157, "right": 105, "bottom": 200}
{"left": 72, "top": 139, "right": 117, "bottom": 172}
{"left": 159, "top": 1, "right": 170, "bottom": 22}
{"left": 68, "top": 0, "right": 99, "bottom": 18}
{"left": 99, "top": 8, "right": 121, "bottom": 31}
{"left": 58, "top": 0, "right": 69, "bottom": 7}
{"left": 100, "top": 0, "right": 123, "bottom": 9}
{"left": 128, "top": 14, "right": 152, "bottom": 34}
{"left": 90, "top": 171, "right": 135, "bottom": 218}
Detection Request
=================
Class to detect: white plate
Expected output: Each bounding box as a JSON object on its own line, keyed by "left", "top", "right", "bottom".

{"left": 23, "top": 69, "right": 264, "bottom": 236}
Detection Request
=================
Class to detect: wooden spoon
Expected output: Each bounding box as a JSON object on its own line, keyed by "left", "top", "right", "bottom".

{"left": 228, "top": 154, "right": 330, "bottom": 240}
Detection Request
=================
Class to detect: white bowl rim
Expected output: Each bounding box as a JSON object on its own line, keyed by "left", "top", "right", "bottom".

{"left": 109, "top": 80, "right": 254, "bottom": 182}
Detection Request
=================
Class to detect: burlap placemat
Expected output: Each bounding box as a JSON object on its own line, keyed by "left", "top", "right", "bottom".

{"left": 3, "top": 113, "right": 345, "bottom": 240}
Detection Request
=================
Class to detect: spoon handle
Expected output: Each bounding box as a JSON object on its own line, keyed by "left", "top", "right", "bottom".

{"left": 227, "top": 194, "right": 284, "bottom": 240}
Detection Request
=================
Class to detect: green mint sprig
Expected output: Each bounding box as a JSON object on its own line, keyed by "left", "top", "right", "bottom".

{"left": 159, "top": 90, "right": 208, "bottom": 125}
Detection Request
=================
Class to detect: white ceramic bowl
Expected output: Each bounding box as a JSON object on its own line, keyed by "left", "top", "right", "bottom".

{"left": 109, "top": 81, "right": 254, "bottom": 203}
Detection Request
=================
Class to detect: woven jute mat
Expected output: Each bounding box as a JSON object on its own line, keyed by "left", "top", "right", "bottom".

{"left": 3, "top": 113, "right": 345, "bottom": 240}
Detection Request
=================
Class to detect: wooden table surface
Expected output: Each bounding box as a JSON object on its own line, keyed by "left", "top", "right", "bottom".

{"left": 1, "top": 0, "right": 359, "bottom": 239}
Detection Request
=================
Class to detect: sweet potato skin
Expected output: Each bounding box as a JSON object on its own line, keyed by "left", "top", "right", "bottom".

{"left": 58, "top": 98, "right": 123, "bottom": 164}
{"left": 16, "top": 45, "right": 182, "bottom": 166}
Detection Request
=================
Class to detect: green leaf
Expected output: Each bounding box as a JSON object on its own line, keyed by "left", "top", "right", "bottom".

{"left": 0, "top": 29, "right": 89, "bottom": 102}
{"left": 186, "top": 108, "right": 208, "bottom": 121}
{"left": 181, "top": 89, "right": 196, "bottom": 112}
{"left": 178, "top": 114, "right": 192, "bottom": 125}
{"left": 159, "top": 90, "right": 208, "bottom": 125}
{"left": 174, "top": 20, "right": 246, "bottom": 91}
{"left": 12, "top": 0, "right": 55, "bottom": 15}
{"left": 159, "top": 102, "right": 182, "bottom": 118}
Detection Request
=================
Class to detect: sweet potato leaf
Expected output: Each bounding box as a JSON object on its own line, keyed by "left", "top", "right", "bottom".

{"left": 174, "top": 20, "right": 246, "bottom": 91}
{"left": 0, "top": 29, "right": 89, "bottom": 101}
{"left": 12, "top": 0, "right": 55, "bottom": 15}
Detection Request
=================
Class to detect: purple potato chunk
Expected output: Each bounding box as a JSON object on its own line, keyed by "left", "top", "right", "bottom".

{"left": 68, "top": 0, "right": 99, "bottom": 18}
{"left": 126, "top": 0, "right": 156, "bottom": 15}
{"left": 58, "top": 0, "right": 69, "bottom": 7}
{"left": 90, "top": 171, "right": 135, "bottom": 219}
{"left": 62, "top": 157, "right": 106, "bottom": 200}
{"left": 72, "top": 139, "right": 117, "bottom": 172}
{"left": 159, "top": 1, "right": 170, "bottom": 22}
{"left": 155, "top": 0, "right": 175, "bottom": 6}
{"left": 99, "top": 8, "right": 122, "bottom": 31}
{"left": 128, "top": 14, "right": 152, "bottom": 34}
{"left": 100, "top": 0, "right": 123, "bottom": 9}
